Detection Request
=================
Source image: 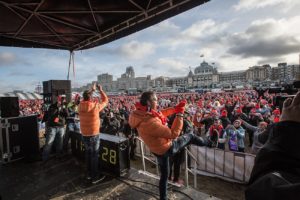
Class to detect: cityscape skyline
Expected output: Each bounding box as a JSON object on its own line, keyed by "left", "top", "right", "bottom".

{"left": 1, "top": 0, "right": 300, "bottom": 93}
{"left": 77, "top": 61, "right": 300, "bottom": 93}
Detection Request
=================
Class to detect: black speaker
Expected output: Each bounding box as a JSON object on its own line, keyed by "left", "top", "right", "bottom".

{"left": 0, "top": 97, "right": 19, "bottom": 118}
{"left": 42, "top": 80, "right": 71, "bottom": 104}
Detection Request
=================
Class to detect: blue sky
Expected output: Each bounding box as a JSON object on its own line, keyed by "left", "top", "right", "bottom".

{"left": 1, "top": 0, "right": 300, "bottom": 92}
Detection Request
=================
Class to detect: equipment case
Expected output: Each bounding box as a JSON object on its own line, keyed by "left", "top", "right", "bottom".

{"left": 0, "top": 115, "right": 39, "bottom": 164}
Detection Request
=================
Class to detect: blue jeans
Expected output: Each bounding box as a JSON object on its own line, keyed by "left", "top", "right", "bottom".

{"left": 82, "top": 134, "right": 100, "bottom": 179}
{"left": 42, "top": 126, "right": 65, "bottom": 161}
{"left": 64, "top": 122, "right": 80, "bottom": 150}
{"left": 156, "top": 133, "right": 207, "bottom": 200}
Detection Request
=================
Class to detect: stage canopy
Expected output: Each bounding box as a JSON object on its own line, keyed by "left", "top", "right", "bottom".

{"left": 0, "top": 0, "right": 209, "bottom": 51}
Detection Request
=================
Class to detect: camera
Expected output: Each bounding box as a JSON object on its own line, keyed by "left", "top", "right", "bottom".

{"left": 272, "top": 79, "right": 300, "bottom": 111}
{"left": 273, "top": 95, "right": 296, "bottom": 111}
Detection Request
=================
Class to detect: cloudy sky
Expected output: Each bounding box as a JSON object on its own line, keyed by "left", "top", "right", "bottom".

{"left": 1, "top": 0, "right": 300, "bottom": 92}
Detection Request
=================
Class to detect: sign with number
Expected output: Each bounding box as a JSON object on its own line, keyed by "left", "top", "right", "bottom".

{"left": 71, "top": 132, "right": 130, "bottom": 176}
{"left": 101, "top": 147, "right": 117, "bottom": 165}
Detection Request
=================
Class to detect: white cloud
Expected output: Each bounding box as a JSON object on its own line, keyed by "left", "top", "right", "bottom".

{"left": 182, "top": 19, "right": 224, "bottom": 39}
{"left": 120, "top": 41, "right": 156, "bottom": 59}
{"left": 247, "top": 16, "right": 300, "bottom": 38}
{"left": 151, "top": 20, "right": 180, "bottom": 33}
{"left": 157, "top": 57, "right": 188, "bottom": 76}
{"left": 0, "top": 52, "right": 16, "bottom": 66}
{"left": 164, "top": 19, "right": 229, "bottom": 50}
{"left": 234, "top": 0, "right": 300, "bottom": 11}
{"left": 226, "top": 16, "right": 300, "bottom": 59}
{"left": 0, "top": 80, "right": 38, "bottom": 93}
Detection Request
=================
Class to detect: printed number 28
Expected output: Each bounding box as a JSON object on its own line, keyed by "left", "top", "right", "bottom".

{"left": 102, "top": 147, "right": 116, "bottom": 165}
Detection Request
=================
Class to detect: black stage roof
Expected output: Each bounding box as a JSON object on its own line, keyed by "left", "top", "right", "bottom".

{"left": 0, "top": 0, "right": 209, "bottom": 51}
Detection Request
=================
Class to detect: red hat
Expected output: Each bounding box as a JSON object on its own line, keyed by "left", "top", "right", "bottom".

{"left": 274, "top": 116, "right": 280, "bottom": 123}
{"left": 221, "top": 110, "right": 228, "bottom": 117}
{"left": 273, "top": 108, "right": 280, "bottom": 115}
{"left": 211, "top": 109, "right": 218, "bottom": 115}
{"left": 236, "top": 108, "right": 242, "bottom": 114}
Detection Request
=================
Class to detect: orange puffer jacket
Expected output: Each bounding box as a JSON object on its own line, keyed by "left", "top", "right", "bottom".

{"left": 129, "top": 108, "right": 183, "bottom": 155}
{"left": 79, "top": 91, "right": 108, "bottom": 136}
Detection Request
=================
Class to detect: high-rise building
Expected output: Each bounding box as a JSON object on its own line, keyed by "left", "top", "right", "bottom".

{"left": 97, "top": 73, "right": 113, "bottom": 83}
{"left": 246, "top": 65, "right": 271, "bottom": 82}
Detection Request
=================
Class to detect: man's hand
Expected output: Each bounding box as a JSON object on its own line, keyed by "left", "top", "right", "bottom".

{"left": 97, "top": 84, "right": 102, "bottom": 91}
{"left": 280, "top": 91, "right": 300, "bottom": 123}
{"left": 92, "top": 83, "right": 96, "bottom": 91}
{"left": 174, "top": 100, "right": 187, "bottom": 114}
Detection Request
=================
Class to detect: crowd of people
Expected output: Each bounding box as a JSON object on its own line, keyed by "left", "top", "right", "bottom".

{"left": 19, "top": 99, "right": 43, "bottom": 116}
{"left": 92, "top": 89, "right": 281, "bottom": 155}
{"left": 19, "top": 89, "right": 283, "bottom": 157}
{"left": 17, "top": 85, "right": 300, "bottom": 200}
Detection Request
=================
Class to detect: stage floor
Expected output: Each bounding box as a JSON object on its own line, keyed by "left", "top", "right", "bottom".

{"left": 0, "top": 155, "right": 219, "bottom": 200}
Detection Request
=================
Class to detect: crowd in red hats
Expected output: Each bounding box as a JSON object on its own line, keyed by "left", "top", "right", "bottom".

{"left": 104, "top": 90, "right": 280, "bottom": 154}
{"left": 19, "top": 99, "right": 43, "bottom": 117}
{"left": 19, "top": 89, "right": 281, "bottom": 154}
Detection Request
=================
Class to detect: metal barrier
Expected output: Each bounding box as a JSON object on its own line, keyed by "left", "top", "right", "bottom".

{"left": 135, "top": 137, "right": 198, "bottom": 188}
{"left": 184, "top": 147, "right": 198, "bottom": 188}
{"left": 190, "top": 145, "right": 256, "bottom": 183}
{"left": 135, "top": 138, "right": 256, "bottom": 184}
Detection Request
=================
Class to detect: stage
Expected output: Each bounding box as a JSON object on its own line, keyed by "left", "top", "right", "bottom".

{"left": 0, "top": 154, "right": 220, "bottom": 200}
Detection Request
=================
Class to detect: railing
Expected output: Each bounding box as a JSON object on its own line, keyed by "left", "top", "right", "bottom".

{"left": 135, "top": 137, "right": 199, "bottom": 188}
{"left": 190, "top": 145, "right": 256, "bottom": 183}
{"left": 135, "top": 137, "right": 256, "bottom": 185}
{"left": 184, "top": 147, "right": 198, "bottom": 188}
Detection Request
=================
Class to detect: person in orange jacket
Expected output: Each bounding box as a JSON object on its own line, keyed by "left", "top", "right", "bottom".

{"left": 79, "top": 83, "right": 108, "bottom": 184}
{"left": 129, "top": 91, "right": 208, "bottom": 200}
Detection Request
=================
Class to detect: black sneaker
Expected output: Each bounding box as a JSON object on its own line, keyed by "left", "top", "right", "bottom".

{"left": 91, "top": 175, "right": 106, "bottom": 184}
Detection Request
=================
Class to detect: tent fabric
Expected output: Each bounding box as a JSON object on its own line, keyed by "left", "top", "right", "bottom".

{"left": 0, "top": 92, "right": 43, "bottom": 100}
{"left": 0, "top": 0, "right": 209, "bottom": 51}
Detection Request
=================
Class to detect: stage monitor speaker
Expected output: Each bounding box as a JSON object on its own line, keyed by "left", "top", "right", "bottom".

{"left": 0, "top": 97, "right": 19, "bottom": 118}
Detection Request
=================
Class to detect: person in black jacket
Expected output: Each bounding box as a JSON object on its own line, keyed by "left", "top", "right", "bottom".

{"left": 219, "top": 110, "right": 231, "bottom": 129}
{"left": 168, "top": 113, "right": 193, "bottom": 185}
{"left": 245, "top": 92, "right": 300, "bottom": 200}
{"left": 123, "top": 118, "right": 137, "bottom": 160}
{"left": 42, "top": 100, "right": 68, "bottom": 161}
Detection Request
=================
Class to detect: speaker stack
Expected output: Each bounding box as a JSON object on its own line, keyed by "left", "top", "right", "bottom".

{"left": 42, "top": 80, "right": 71, "bottom": 104}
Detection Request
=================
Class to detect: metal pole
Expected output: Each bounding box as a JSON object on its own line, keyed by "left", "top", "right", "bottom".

{"left": 140, "top": 140, "right": 146, "bottom": 171}
{"left": 156, "top": 157, "right": 159, "bottom": 176}
{"left": 67, "top": 51, "right": 72, "bottom": 80}
{"left": 194, "top": 158, "right": 197, "bottom": 188}
{"left": 185, "top": 149, "right": 189, "bottom": 188}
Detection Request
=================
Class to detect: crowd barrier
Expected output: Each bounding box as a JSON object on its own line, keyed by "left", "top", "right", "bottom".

{"left": 135, "top": 137, "right": 255, "bottom": 184}
{"left": 190, "top": 145, "right": 255, "bottom": 183}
